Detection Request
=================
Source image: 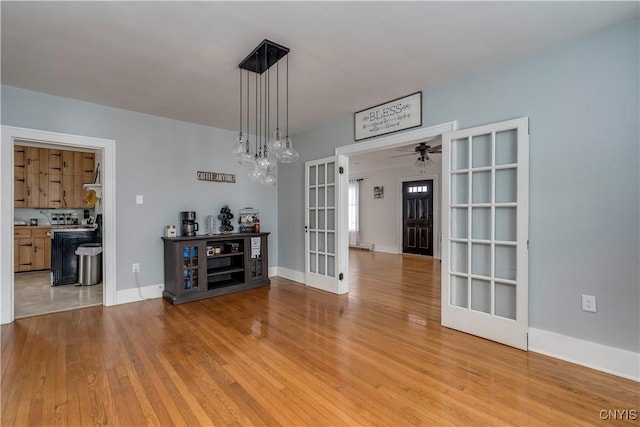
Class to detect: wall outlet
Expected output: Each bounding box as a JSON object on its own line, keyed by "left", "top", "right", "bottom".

{"left": 136, "top": 195, "right": 144, "bottom": 205}
{"left": 581, "top": 294, "right": 596, "bottom": 312}
{"left": 132, "top": 263, "right": 140, "bottom": 273}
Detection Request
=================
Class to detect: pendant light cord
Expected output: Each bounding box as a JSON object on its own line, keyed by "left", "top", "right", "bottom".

{"left": 286, "top": 55, "right": 289, "bottom": 137}
{"left": 246, "top": 69, "right": 249, "bottom": 151}
{"left": 276, "top": 59, "right": 279, "bottom": 129}
{"left": 255, "top": 53, "right": 258, "bottom": 158}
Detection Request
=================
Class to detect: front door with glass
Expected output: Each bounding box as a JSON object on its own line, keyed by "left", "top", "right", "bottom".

{"left": 402, "top": 180, "right": 434, "bottom": 256}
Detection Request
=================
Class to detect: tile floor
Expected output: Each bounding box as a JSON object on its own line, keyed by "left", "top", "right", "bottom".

{"left": 14, "top": 271, "right": 103, "bottom": 319}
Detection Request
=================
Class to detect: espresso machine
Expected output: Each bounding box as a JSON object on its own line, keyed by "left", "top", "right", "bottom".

{"left": 180, "top": 211, "right": 199, "bottom": 236}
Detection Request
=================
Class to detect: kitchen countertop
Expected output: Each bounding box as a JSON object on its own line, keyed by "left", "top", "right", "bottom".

{"left": 51, "top": 224, "right": 98, "bottom": 230}
{"left": 14, "top": 224, "right": 97, "bottom": 230}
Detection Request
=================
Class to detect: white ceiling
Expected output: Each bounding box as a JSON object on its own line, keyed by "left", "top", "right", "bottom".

{"left": 2, "top": 1, "right": 637, "bottom": 137}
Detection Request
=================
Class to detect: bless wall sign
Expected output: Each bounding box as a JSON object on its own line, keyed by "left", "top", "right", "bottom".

{"left": 354, "top": 92, "right": 422, "bottom": 141}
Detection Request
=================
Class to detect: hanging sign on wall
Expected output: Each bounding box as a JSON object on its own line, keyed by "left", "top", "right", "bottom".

{"left": 354, "top": 91, "right": 422, "bottom": 141}
{"left": 197, "top": 171, "right": 236, "bottom": 183}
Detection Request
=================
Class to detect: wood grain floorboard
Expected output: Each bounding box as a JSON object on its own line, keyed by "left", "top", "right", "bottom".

{"left": 2, "top": 250, "right": 638, "bottom": 426}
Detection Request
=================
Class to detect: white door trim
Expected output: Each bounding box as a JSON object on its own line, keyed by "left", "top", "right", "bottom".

{"left": 336, "top": 122, "right": 457, "bottom": 157}
{"left": 1, "top": 126, "right": 117, "bottom": 324}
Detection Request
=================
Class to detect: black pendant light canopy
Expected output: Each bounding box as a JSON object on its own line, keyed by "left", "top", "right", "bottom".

{"left": 239, "top": 39, "right": 290, "bottom": 74}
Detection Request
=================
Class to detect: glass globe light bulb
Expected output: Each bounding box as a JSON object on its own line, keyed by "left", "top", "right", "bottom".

{"left": 264, "top": 173, "right": 276, "bottom": 186}
{"left": 248, "top": 162, "right": 265, "bottom": 182}
{"left": 256, "top": 155, "right": 271, "bottom": 170}
{"left": 232, "top": 140, "right": 245, "bottom": 157}
{"left": 237, "top": 151, "right": 254, "bottom": 166}
{"left": 236, "top": 140, "right": 254, "bottom": 166}
{"left": 267, "top": 128, "right": 284, "bottom": 154}
{"left": 278, "top": 136, "right": 299, "bottom": 163}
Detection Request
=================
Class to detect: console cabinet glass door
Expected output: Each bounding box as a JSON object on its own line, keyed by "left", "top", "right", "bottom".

{"left": 247, "top": 236, "right": 267, "bottom": 283}
{"left": 179, "top": 242, "right": 202, "bottom": 294}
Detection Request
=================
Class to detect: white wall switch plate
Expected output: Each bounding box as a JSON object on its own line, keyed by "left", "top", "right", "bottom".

{"left": 136, "top": 195, "right": 143, "bottom": 205}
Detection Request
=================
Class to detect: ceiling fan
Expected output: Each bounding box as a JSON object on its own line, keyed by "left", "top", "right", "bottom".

{"left": 390, "top": 142, "right": 441, "bottom": 159}
{"left": 391, "top": 142, "right": 441, "bottom": 173}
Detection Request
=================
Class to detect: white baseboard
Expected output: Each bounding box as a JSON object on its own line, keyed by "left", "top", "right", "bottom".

{"left": 528, "top": 328, "right": 639, "bottom": 382}
{"left": 274, "top": 266, "right": 305, "bottom": 284}
{"left": 116, "top": 269, "right": 279, "bottom": 305}
{"left": 268, "top": 266, "right": 278, "bottom": 278}
{"left": 116, "top": 283, "right": 164, "bottom": 305}
{"left": 374, "top": 245, "right": 401, "bottom": 254}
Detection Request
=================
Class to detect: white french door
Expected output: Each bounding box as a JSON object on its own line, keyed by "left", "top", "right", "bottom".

{"left": 441, "top": 117, "right": 529, "bottom": 350}
{"left": 305, "top": 155, "right": 348, "bottom": 294}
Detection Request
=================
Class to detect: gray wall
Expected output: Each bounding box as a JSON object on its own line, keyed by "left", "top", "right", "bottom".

{"left": 279, "top": 20, "right": 640, "bottom": 352}
{"left": 2, "top": 86, "right": 278, "bottom": 290}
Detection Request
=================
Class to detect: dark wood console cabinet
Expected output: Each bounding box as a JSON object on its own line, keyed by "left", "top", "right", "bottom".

{"left": 162, "top": 232, "right": 269, "bottom": 304}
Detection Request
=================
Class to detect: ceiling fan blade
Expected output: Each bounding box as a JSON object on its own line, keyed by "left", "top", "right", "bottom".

{"left": 390, "top": 153, "right": 416, "bottom": 158}
{"left": 428, "top": 146, "right": 442, "bottom": 153}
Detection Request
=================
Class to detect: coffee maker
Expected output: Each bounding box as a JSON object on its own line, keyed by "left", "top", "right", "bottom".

{"left": 180, "top": 211, "right": 199, "bottom": 236}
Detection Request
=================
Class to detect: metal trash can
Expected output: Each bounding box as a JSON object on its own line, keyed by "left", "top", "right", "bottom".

{"left": 75, "top": 243, "right": 103, "bottom": 285}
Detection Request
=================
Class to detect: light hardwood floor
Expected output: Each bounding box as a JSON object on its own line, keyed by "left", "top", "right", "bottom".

{"left": 2, "top": 250, "right": 638, "bottom": 426}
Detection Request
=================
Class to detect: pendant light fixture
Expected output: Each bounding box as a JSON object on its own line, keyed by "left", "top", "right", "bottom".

{"left": 235, "top": 39, "right": 298, "bottom": 185}
{"left": 234, "top": 69, "right": 254, "bottom": 166}
{"left": 277, "top": 56, "right": 299, "bottom": 164}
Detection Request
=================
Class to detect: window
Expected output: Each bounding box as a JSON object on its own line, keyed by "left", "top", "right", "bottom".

{"left": 408, "top": 185, "right": 428, "bottom": 193}
{"left": 348, "top": 181, "right": 359, "bottom": 231}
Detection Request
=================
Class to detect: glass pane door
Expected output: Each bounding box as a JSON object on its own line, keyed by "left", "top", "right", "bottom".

{"left": 442, "top": 118, "right": 529, "bottom": 350}
{"left": 305, "top": 156, "right": 346, "bottom": 293}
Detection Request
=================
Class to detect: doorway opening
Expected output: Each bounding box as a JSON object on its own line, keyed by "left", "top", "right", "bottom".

{"left": 13, "top": 141, "right": 103, "bottom": 318}
{"left": 1, "top": 125, "right": 116, "bottom": 324}
{"left": 334, "top": 121, "right": 457, "bottom": 294}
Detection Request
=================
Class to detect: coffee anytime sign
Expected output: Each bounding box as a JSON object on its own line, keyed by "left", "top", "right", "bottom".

{"left": 197, "top": 171, "right": 236, "bottom": 183}
{"left": 354, "top": 92, "right": 422, "bottom": 141}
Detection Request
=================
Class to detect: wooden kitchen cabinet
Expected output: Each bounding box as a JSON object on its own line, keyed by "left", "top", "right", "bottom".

{"left": 74, "top": 151, "right": 95, "bottom": 177}
{"left": 162, "top": 233, "right": 270, "bottom": 304}
{"left": 14, "top": 145, "right": 26, "bottom": 208}
{"left": 47, "top": 150, "right": 63, "bottom": 208}
{"left": 24, "top": 147, "right": 41, "bottom": 207}
{"left": 61, "top": 175, "right": 74, "bottom": 208}
{"left": 62, "top": 150, "right": 75, "bottom": 176}
{"left": 25, "top": 146, "right": 42, "bottom": 175}
{"left": 14, "top": 145, "right": 48, "bottom": 208}
{"left": 14, "top": 226, "right": 51, "bottom": 272}
{"left": 73, "top": 152, "right": 95, "bottom": 207}
{"left": 58, "top": 150, "right": 94, "bottom": 208}
{"left": 37, "top": 148, "right": 50, "bottom": 207}
{"left": 12, "top": 146, "right": 95, "bottom": 208}
{"left": 32, "top": 228, "right": 51, "bottom": 270}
